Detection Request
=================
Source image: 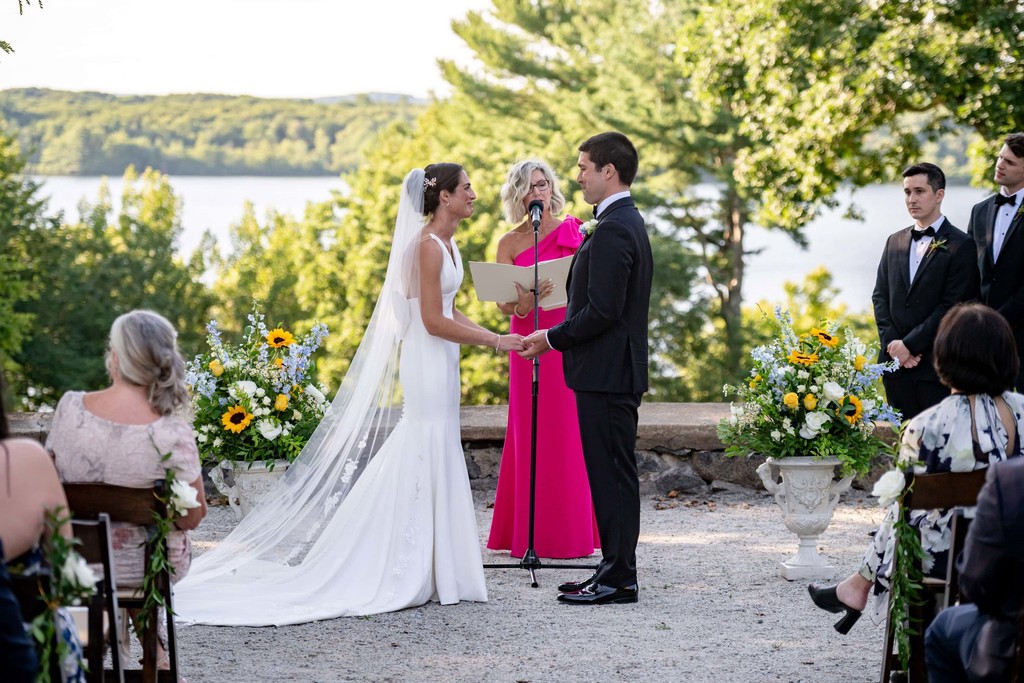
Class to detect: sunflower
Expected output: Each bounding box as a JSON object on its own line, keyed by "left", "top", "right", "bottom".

{"left": 838, "top": 395, "right": 863, "bottom": 425}
{"left": 787, "top": 350, "right": 819, "bottom": 366}
{"left": 221, "top": 405, "right": 254, "bottom": 433}
{"left": 810, "top": 327, "right": 839, "bottom": 348}
{"left": 266, "top": 328, "right": 295, "bottom": 348}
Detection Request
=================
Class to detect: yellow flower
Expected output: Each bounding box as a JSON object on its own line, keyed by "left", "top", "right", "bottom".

{"left": 266, "top": 328, "right": 295, "bottom": 348}
{"left": 273, "top": 357, "right": 284, "bottom": 368}
{"left": 854, "top": 355, "right": 867, "bottom": 371}
{"left": 810, "top": 327, "right": 839, "bottom": 348}
{"left": 787, "top": 350, "right": 819, "bottom": 366}
{"left": 838, "top": 395, "right": 864, "bottom": 425}
{"left": 221, "top": 406, "right": 254, "bottom": 433}
{"left": 274, "top": 393, "right": 289, "bottom": 411}
{"left": 208, "top": 359, "right": 224, "bottom": 377}
{"left": 803, "top": 394, "right": 818, "bottom": 410}
{"left": 748, "top": 374, "right": 761, "bottom": 389}
{"left": 783, "top": 392, "right": 799, "bottom": 409}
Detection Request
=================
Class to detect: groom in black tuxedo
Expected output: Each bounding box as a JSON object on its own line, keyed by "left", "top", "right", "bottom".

{"left": 521, "top": 132, "right": 653, "bottom": 605}
{"left": 872, "top": 162, "right": 978, "bottom": 420}
{"left": 968, "top": 132, "right": 1024, "bottom": 391}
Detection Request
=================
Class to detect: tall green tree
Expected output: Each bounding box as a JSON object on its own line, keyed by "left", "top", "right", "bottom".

{"left": 15, "top": 167, "right": 213, "bottom": 407}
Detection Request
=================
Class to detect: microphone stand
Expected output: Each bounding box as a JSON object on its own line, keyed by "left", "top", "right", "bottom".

{"left": 483, "top": 203, "right": 598, "bottom": 587}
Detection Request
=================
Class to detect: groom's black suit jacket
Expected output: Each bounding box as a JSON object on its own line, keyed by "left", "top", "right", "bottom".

{"left": 872, "top": 217, "right": 978, "bottom": 384}
{"left": 548, "top": 197, "right": 653, "bottom": 393}
{"left": 968, "top": 194, "right": 1024, "bottom": 388}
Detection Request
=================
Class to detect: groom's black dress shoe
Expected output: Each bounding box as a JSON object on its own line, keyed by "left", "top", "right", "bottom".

{"left": 557, "top": 574, "right": 597, "bottom": 593}
{"left": 557, "top": 583, "right": 638, "bottom": 605}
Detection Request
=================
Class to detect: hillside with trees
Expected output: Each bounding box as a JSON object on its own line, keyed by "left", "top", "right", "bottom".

{"left": 0, "top": 88, "right": 423, "bottom": 175}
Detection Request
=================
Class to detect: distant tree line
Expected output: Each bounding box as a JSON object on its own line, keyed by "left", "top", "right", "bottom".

{"left": 0, "top": 89, "right": 423, "bottom": 176}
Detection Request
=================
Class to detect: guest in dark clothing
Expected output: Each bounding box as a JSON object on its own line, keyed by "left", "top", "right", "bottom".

{"left": 924, "top": 457, "right": 1024, "bottom": 683}
{"left": 0, "top": 540, "right": 37, "bottom": 682}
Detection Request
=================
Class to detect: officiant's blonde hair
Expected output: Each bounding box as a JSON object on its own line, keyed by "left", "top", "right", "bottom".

{"left": 500, "top": 159, "right": 566, "bottom": 224}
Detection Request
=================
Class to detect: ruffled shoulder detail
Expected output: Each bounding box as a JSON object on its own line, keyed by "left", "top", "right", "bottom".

{"left": 554, "top": 215, "right": 584, "bottom": 251}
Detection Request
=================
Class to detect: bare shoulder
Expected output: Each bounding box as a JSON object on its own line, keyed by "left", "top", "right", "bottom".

{"left": 3, "top": 438, "right": 59, "bottom": 478}
{"left": 496, "top": 229, "right": 527, "bottom": 263}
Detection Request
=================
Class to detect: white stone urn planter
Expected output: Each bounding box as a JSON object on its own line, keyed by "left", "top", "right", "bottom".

{"left": 756, "top": 456, "right": 853, "bottom": 581}
{"left": 209, "top": 459, "right": 290, "bottom": 521}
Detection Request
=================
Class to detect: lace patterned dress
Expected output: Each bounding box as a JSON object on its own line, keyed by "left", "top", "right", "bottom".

{"left": 861, "top": 392, "right": 1024, "bottom": 624}
{"left": 45, "top": 391, "right": 201, "bottom": 587}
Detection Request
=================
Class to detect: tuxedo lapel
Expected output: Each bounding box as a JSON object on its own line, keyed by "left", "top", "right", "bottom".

{"left": 984, "top": 198, "right": 998, "bottom": 262}
{"left": 896, "top": 227, "right": 912, "bottom": 294}
{"left": 908, "top": 219, "right": 950, "bottom": 292}
{"left": 1000, "top": 207, "right": 1024, "bottom": 255}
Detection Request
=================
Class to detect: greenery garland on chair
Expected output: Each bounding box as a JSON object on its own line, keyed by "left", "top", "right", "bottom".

{"left": 24, "top": 508, "right": 98, "bottom": 683}
{"left": 872, "top": 427, "right": 926, "bottom": 671}
{"left": 136, "top": 443, "right": 201, "bottom": 632}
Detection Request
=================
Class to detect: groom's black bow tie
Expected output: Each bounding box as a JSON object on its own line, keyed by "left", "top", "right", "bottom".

{"left": 911, "top": 226, "right": 936, "bottom": 241}
{"left": 995, "top": 193, "right": 1017, "bottom": 207}
{"left": 592, "top": 206, "right": 599, "bottom": 219}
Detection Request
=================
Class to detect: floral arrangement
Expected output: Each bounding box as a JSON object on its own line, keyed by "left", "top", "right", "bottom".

{"left": 578, "top": 219, "right": 598, "bottom": 237}
{"left": 185, "top": 304, "right": 330, "bottom": 466}
{"left": 23, "top": 509, "right": 98, "bottom": 683}
{"left": 717, "top": 307, "right": 901, "bottom": 476}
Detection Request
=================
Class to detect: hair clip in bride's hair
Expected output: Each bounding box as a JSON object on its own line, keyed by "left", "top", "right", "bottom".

{"left": 423, "top": 177, "right": 437, "bottom": 190}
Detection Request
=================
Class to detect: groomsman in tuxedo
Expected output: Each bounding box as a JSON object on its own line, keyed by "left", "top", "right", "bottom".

{"left": 521, "top": 132, "right": 653, "bottom": 605}
{"left": 968, "top": 132, "right": 1024, "bottom": 390}
{"left": 872, "top": 162, "right": 978, "bottom": 420}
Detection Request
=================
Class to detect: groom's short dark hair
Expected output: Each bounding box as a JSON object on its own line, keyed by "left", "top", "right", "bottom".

{"left": 579, "top": 132, "right": 638, "bottom": 186}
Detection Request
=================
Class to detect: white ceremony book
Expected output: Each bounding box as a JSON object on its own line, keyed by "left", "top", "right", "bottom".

{"left": 468, "top": 255, "right": 573, "bottom": 310}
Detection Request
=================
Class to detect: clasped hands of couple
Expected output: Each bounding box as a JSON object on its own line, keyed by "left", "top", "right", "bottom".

{"left": 497, "top": 330, "right": 553, "bottom": 359}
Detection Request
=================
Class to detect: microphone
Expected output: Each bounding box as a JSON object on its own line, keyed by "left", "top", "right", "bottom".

{"left": 528, "top": 199, "right": 544, "bottom": 231}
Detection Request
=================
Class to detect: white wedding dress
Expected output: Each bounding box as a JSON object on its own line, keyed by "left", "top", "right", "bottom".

{"left": 175, "top": 181, "right": 487, "bottom": 625}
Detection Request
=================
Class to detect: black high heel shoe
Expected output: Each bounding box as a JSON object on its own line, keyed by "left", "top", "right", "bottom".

{"left": 807, "top": 583, "right": 862, "bottom": 634}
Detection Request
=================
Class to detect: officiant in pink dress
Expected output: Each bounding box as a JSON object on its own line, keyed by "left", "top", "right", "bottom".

{"left": 487, "top": 159, "right": 600, "bottom": 559}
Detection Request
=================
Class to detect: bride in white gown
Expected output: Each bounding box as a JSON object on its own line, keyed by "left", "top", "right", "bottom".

{"left": 175, "top": 164, "right": 525, "bottom": 626}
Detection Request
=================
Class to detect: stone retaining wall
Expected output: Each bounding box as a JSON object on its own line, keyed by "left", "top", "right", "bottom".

{"left": 10, "top": 403, "right": 892, "bottom": 495}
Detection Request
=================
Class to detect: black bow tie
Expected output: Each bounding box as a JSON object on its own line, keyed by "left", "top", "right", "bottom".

{"left": 592, "top": 206, "right": 599, "bottom": 219}
{"left": 911, "top": 226, "right": 936, "bottom": 241}
{"left": 995, "top": 193, "right": 1017, "bottom": 207}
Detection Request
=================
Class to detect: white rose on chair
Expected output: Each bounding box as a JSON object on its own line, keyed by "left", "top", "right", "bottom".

{"left": 169, "top": 478, "right": 201, "bottom": 516}
{"left": 871, "top": 469, "right": 906, "bottom": 507}
{"left": 61, "top": 552, "right": 99, "bottom": 599}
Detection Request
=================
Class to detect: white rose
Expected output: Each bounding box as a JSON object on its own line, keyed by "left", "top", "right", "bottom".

{"left": 236, "top": 380, "right": 258, "bottom": 397}
{"left": 255, "top": 387, "right": 266, "bottom": 397}
{"left": 61, "top": 553, "right": 98, "bottom": 593}
{"left": 292, "top": 409, "right": 303, "bottom": 421}
{"left": 770, "top": 430, "right": 782, "bottom": 441}
{"left": 212, "top": 437, "right": 222, "bottom": 448}
{"left": 799, "top": 411, "right": 833, "bottom": 439}
{"left": 223, "top": 359, "right": 236, "bottom": 370}
{"left": 169, "top": 478, "right": 201, "bottom": 516}
{"left": 257, "top": 419, "right": 282, "bottom": 441}
{"left": 872, "top": 470, "right": 906, "bottom": 507}
{"left": 797, "top": 370, "right": 810, "bottom": 380}
{"left": 305, "top": 385, "right": 326, "bottom": 404}
{"left": 822, "top": 381, "right": 845, "bottom": 402}
{"left": 262, "top": 396, "right": 271, "bottom": 405}
{"left": 797, "top": 384, "right": 806, "bottom": 393}
{"left": 196, "top": 433, "right": 208, "bottom": 444}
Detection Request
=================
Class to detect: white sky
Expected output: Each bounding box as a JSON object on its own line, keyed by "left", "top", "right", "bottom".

{"left": 0, "top": 0, "right": 493, "bottom": 99}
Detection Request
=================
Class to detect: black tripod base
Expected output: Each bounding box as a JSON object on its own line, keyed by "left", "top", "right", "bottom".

{"left": 483, "top": 548, "right": 598, "bottom": 588}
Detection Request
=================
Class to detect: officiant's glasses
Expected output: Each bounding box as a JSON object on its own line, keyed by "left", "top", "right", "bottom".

{"left": 528, "top": 179, "right": 550, "bottom": 193}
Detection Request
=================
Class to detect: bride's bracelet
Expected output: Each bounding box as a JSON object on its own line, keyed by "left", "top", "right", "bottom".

{"left": 494, "top": 333, "right": 501, "bottom": 353}
{"left": 513, "top": 304, "right": 529, "bottom": 319}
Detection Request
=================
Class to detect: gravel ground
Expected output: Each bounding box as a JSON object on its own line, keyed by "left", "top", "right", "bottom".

{"left": 173, "top": 488, "right": 889, "bottom": 682}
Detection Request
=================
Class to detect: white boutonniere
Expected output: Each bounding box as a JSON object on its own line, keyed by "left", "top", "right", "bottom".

{"left": 928, "top": 238, "right": 948, "bottom": 255}
{"left": 578, "top": 219, "right": 598, "bottom": 237}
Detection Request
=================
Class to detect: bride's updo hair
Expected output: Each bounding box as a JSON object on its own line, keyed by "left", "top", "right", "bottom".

{"left": 421, "top": 163, "right": 464, "bottom": 216}
{"left": 105, "top": 309, "right": 189, "bottom": 416}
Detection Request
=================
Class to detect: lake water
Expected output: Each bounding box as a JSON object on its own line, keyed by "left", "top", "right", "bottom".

{"left": 34, "top": 176, "right": 991, "bottom": 312}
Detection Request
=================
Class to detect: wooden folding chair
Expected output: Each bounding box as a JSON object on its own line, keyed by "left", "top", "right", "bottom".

{"left": 64, "top": 482, "right": 178, "bottom": 683}
{"left": 880, "top": 468, "right": 988, "bottom": 683}
{"left": 71, "top": 514, "right": 124, "bottom": 683}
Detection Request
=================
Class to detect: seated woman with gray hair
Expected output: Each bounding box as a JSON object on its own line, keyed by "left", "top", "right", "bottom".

{"left": 46, "top": 309, "right": 207, "bottom": 670}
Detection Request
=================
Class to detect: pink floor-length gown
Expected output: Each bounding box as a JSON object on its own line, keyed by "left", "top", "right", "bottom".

{"left": 487, "top": 215, "right": 600, "bottom": 558}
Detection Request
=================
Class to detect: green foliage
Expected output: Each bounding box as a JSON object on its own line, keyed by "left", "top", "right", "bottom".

{"left": 13, "top": 167, "right": 214, "bottom": 407}
{"left": 0, "top": 89, "right": 423, "bottom": 176}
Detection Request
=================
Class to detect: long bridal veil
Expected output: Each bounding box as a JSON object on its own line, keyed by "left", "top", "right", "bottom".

{"left": 175, "top": 170, "right": 428, "bottom": 614}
